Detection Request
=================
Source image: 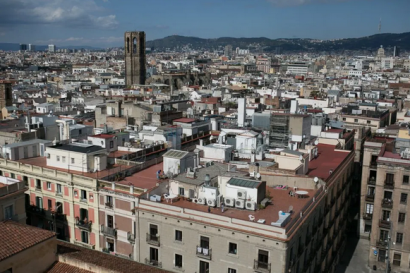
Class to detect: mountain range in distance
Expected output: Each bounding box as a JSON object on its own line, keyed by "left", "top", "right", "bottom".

{"left": 0, "top": 43, "right": 102, "bottom": 51}
{"left": 146, "top": 32, "right": 410, "bottom": 52}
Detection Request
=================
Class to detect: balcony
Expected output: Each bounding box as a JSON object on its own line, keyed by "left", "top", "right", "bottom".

{"left": 75, "top": 217, "right": 92, "bottom": 231}
{"left": 146, "top": 233, "right": 160, "bottom": 246}
{"left": 196, "top": 246, "right": 212, "bottom": 260}
{"left": 55, "top": 192, "right": 63, "bottom": 197}
{"left": 369, "top": 162, "right": 377, "bottom": 169}
{"left": 127, "top": 232, "right": 135, "bottom": 243}
{"left": 101, "top": 225, "right": 117, "bottom": 237}
{"left": 379, "top": 219, "right": 391, "bottom": 229}
{"left": 35, "top": 185, "right": 42, "bottom": 191}
{"left": 145, "top": 258, "right": 162, "bottom": 268}
{"left": 384, "top": 181, "right": 394, "bottom": 189}
{"left": 80, "top": 198, "right": 88, "bottom": 203}
{"left": 368, "top": 178, "right": 376, "bottom": 185}
{"left": 105, "top": 202, "right": 113, "bottom": 209}
{"left": 376, "top": 240, "right": 388, "bottom": 248}
{"left": 365, "top": 194, "right": 375, "bottom": 202}
{"left": 382, "top": 199, "right": 393, "bottom": 209}
{"left": 254, "top": 260, "right": 271, "bottom": 273}
{"left": 74, "top": 240, "right": 95, "bottom": 249}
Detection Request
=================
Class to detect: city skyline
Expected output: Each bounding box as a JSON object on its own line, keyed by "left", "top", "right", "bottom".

{"left": 0, "top": 0, "right": 410, "bottom": 47}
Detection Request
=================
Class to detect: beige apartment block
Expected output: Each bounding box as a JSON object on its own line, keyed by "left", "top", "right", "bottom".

{"left": 0, "top": 177, "right": 26, "bottom": 223}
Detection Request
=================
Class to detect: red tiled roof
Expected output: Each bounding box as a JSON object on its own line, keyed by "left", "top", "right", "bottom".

{"left": 173, "top": 118, "right": 196, "bottom": 123}
{"left": 46, "top": 262, "right": 93, "bottom": 273}
{"left": 0, "top": 221, "right": 55, "bottom": 261}
{"left": 56, "top": 241, "right": 171, "bottom": 273}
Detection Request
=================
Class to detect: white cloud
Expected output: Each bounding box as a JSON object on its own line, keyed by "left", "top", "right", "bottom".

{"left": 0, "top": 0, "right": 118, "bottom": 29}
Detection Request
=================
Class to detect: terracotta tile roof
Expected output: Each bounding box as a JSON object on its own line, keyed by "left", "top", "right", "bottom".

{"left": 57, "top": 241, "right": 171, "bottom": 273}
{"left": 46, "top": 262, "right": 94, "bottom": 273}
{"left": 0, "top": 221, "right": 55, "bottom": 261}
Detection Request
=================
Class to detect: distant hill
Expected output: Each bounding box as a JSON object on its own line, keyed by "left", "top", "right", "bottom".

{"left": 0, "top": 43, "right": 102, "bottom": 51}
{"left": 146, "top": 32, "right": 410, "bottom": 52}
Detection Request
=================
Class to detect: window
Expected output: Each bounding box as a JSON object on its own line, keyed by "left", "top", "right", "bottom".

{"left": 403, "top": 175, "right": 409, "bottom": 184}
{"left": 175, "top": 254, "right": 183, "bottom": 268}
{"left": 106, "top": 195, "right": 112, "bottom": 206}
{"left": 107, "top": 215, "right": 114, "bottom": 228}
{"left": 200, "top": 236, "right": 209, "bottom": 249}
{"left": 178, "top": 187, "right": 185, "bottom": 196}
{"left": 175, "top": 230, "right": 182, "bottom": 241}
{"left": 354, "top": 119, "right": 358, "bottom": 122}
{"left": 228, "top": 269, "right": 237, "bottom": 273}
{"left": 382, "top": 210, "right": 390, "bottom": 221}
{"left": 364, "top": 224, "right": 371, "bottom": 233}
{"left": 32, "top": 145, "right": 37, "bottom": 157}
{"left": 47, "top": 182, "right": 51, "bottom": 190}
{"left": 71, "top": 158, "right": 75, "bottom": 164}
{"left": 79, "top": 208, "right": 88, "bottom": 221}
{"left": 384, "top": 191, "right": 392, "bottom": 200}
{"left": 62, "top": 156, "right": 66, "bottom": 163}
{"left": 401, "top": 193, "right": 408, "bottom": 204}
{"left": 393, "top": 253, "right": 401, "bottom": 266}
{"left": 79, "top": 129, "right": 82, "bottom": 135}
{"left": 342, "top": 118, "right": 346, "bottom": 121}
{"left": 258, "top": 249, "right": 269, "bottom": 265}
{"left": 378, "top": 249, "right": 386, "bottom": 262}
{"left": 81, "top": 190, "right": 87, "bottom": 200}
{"left": 57, "top": 184, "right": 62, "bottom": 194}
{"left": 380, "top": 230, "right": 389, "bottom": 241}
{"left": 56, "top": 156, "right": 60, "bottom": 162}
{"left": 199, "top": 261, "right": 209, "bottom": 273}
{"left": 367, "top": 120, "right": 371, "bottom": 124}
{"left": 36, "top": 179, "right": 41, "bottom": 189}
{"left": 36, "top": 197, "right": 43, "bottom": 208}
{"left": 396, "top": 233, "right": 403, "bottom": 244}
{"left": 229, "top": 242, "right": 237, "bottom": 255}
{"left": 81, "top": 231, "right": 88, "bottom": 244}
{"left": 150, "top": 247, "right": 159, "bottom": 262}
{"left": 366, "top": 204, "right": 374, "bottom": 214}
{"left": 107, "top": 241, "right": 114, "bottom": 252}
{"left": 110, "top": 141, "right": 114, "bottom": 148}
{"left": 47, "top": 199, "right": 52, "bottom": 210}
{"left": 398, "top": 213, "right": 406, "bottom": 223}
{"left": 10, "top": 173, "right": 15, "bottom": 179}
{"left": 386, "top": 173, "right": 394, "bottom": 184}
{"left": 4, "top": 205, "right": 13, "bottom": 219}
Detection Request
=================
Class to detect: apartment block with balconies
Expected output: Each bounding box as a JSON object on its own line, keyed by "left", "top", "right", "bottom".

{"left": 0, "top": 176, "right": 26, "bottom": 223}
{"left": 361, "top": 138, "right": 410, "bottom": 272}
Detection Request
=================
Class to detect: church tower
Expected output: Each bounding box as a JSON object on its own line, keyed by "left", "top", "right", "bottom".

{"left": 124, "top": 31, "right": 146, "bottom": 86}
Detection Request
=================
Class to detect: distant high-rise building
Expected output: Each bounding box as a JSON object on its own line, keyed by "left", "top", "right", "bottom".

{"left": 28, "top": 44, "right": 36, "bottom": 52}
{"left": 224, "top": 45, "right": 233, "bottom": 58}
{"left": 124, "top": 31, "right": 146, "bottom": 86}
{"left": 376, "top": 45, "right": 385, "bottom": 60}
{"left": 48, "top": 44, "right": 56, "bottom": 53}
{"left": 19, "top": 44, "right": 27, "bottom": 51}
{"left": 394, "top": 46, "right": 400, "bottom": 57}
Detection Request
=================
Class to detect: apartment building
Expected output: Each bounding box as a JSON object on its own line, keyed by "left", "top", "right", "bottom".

{"left": 360, "top": 138, "right": 410, "bottom": 272}
{"left": 133, "top": 143, "right": 355, "bottom": 273}
{"left": 0, "top": 176, "right": 26, "bottom": 223}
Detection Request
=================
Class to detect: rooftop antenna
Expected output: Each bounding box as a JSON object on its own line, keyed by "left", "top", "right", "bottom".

{"left": 378, "top": 18, "right": 382, "bottom": 34}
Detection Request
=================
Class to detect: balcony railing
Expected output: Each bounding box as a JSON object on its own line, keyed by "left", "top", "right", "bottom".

{"left": 365, "top": 194, "right": 375, "bottom": 202}
{"left": 101, "top": 225, "right": 117, "bottom": 237}
{"left": 55, "top": 191, "right": 63, "bottom": 197}
{"left": 145, "top": 258, "right": 162, "bottom": 268}
{"left": 368, "top": 178, "right": 376, "bottom": 185}
{"left": 75, "top": 218, "right": 92, "bottom": 231}
{"left": 379, "top": 219, "right": 391, "bottom": 229}
{"left": 105, "top": 202, "right": 113, "bottom": 209}
{"left": 146, "top": 233, "right": 160, "bottom": 246}
{"left": 74, "top": 240, "right": 95, "bottom": 249}
{"left": 370, "top": 162, "right": 377, "bottom": 169}
{"left": 35, "top": 185, "right": 42, "bottom": 191}
{"left": 80, "top": 198, "right": 88, "bottom": 203}
{"left": 254, "top": 260, "right": 271, "bottom": 273}
{"left": 196, "top": 246, "right": 212, "bottom": 260}
{"left": 376, "top": 240, "right": 388, "bottom": 248}
{"left": 384, "top": 181, "right": 394, "bottom": 189}
{"left": 382, "top": 199, "right": 393, "bottom": 208}
{"left": 127, "top": 232, "right": 135, "bottom": 243}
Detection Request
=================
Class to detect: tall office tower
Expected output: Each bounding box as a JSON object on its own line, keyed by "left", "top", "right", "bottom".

{"left": 124, "top": 31, "right": 146, "bottom": 86}
{"left": 224, "top": 45, "right": 233, "bottom": 58}
{"left": 28, "top": 44, "right": 36, "bottom": 52}
{"left": 393, "top": 46, "right": 400, "bottom": 57}
{"left": 48, "top": 44, "right": 56, "bottom": 53}
{"left": 19, "top": 44, "right": 27, "bottom": 51}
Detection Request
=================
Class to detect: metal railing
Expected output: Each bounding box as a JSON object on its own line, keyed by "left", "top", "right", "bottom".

{"left": 379, "top": 219, "right": 391, "bottom": 229}
{"left": 127, "top": 232, "right": 135, "bottom": 243}
{"left": 146, "top": 233, "right": 160, "bottom": 246}
{"left": 254, "top": 260, "right": 271, "bottom": 273}
{"left": 382, "top": 199, "right": 393, "bottom": 208}
{"left": 101, "top": 225, "right": 117, "bottom": 237}
{"left": 145, "top": 258, "right": 162, "bottom": 268}
{"left": 368, "top": 178, "right": 376, "bottom": 185}
{"left": 365, "top": 194, "right": 375, "bottom": 202}
{"left": 384, "top": 181, "right": 394, "bottom": 189}
{"left": 75, "top": 218, "right": 92, "bottom": 231}
{"left": 196, "top": 246, "right": 212, "bottom": 260}
{"left": 105, "top": 202, "right": 113, "bottom": 209}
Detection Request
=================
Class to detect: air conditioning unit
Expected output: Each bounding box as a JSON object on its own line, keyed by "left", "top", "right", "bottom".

{"left": 225, "top": 197, "right": 235, "bottom": 207}
{"left": 235, "top": 199, "right": 245, "bottom": 209}
{"left": 196, "top": 197, "right": 206, "bottom": 205}
{"left": 207, "top": 199, "right": 216, "bottom": 207}
{"left": 246, "top": 201, "right": 256, "bottom": 211}
{"left": 237, "top": 190, "right": 247, "bottom": 200}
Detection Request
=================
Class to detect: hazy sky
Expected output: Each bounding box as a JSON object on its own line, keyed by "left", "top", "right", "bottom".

{"left": 0, "top": 0, "right": 409, "bottom": 47}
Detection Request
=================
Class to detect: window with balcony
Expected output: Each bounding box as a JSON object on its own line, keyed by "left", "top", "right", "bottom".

{"left": 178, "top": 187, "right": 185, "bottom": 196}
{"left": 378, "top": 249, "right": 386, "bottom": 262}
{"left": 393, "top": 253, "right": 401, "bottom": 266}
{"left": 370, "top": 156, "right": 378, "bottom": 167}
{"left": 81, "top": 231, "right": 88, "bottom": 244}
{"left": 380, "top": 230, "right": 389, "bottom": 241}
{"left": 229, "top": 242, "right": 237, "bottom": 255}
{"left": 150, "top": 247, "right": 159, "bottom": 262}
{"left": 199, "top": 261, "right": 209, "bottom": 273}
{"left": 382, "top": 210, "right": 391, "bottom": 221}
{"left": 200, "top": 236, "right": 209, "bottom": 249}
{"left": 396, "top": 233, "right": 403, "bottom": 244}
{"left": 403, "top": 175, "right": 409, "bottom": 185}
{"left": 175, "top": 254, "right": 183, "bottom": 268}
{"left": 398, "top": 213, "right": 406, "bottom": 223}
{"left": 175, "top": 230, "right": 182, "bottom": 241}
{"left": 107, "top": 241, "right": 114, "bottom": 252}
{"left": 384, "top": 191, "right": 393, "bottom": 200}
{"left": 80, "top": 208, "right": 88, "bottom": 221}
{"left": 107, "top": 215, "right": 114, "bottom": 228}
{"left": 367, "top": 186, "right": 375, "bottom": 196}
{"left": 57, "top": 184, "right": 62, "bottom": 194}
{"left": 81, "top": 190, "right": 87, "bottom": 201}
{"left": 366, "top": 204, "right": 374, "bottom": 214}
{"left": 386, "top": 173, "right": 394, "bottom": 184}
{"left": 401, "top": 193, "right": 408, "bottom": 204}
{"left": 257, "top": 250, "right": 269, "bottom": 269}
{"left": 56, "top": 202, "right": 63, "bottom": 214}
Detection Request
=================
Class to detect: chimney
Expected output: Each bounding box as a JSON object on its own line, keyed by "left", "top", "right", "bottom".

{"left": 130, "top": 184, "right": 134, "bottom": 194}
{"left": 112, "top": 182, "right": 116, "bottom": 191}
{"left": 199, "top": 139, "right": 204, "bottom": 146}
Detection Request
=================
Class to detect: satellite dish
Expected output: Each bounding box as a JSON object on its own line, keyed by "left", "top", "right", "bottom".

{"left": 256, "top": 173, "right": 261, "bottom": 179}
{"left": 314, "top": 140, "right": 319, "bottom": 145}
{"left": 314, "top": 177, "right": 319, "bottom": 183}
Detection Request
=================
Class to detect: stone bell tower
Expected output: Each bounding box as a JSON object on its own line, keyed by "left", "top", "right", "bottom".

{"left": 124, "top": 31, "right": 146, "bottom": 86}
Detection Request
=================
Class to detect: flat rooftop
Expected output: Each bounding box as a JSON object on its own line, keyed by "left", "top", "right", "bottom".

{"left": 47, "top": 143, "right": 105, "bottom": 154}
{"left": 162, "top": 186, "right": 316, "bottom": 229}
{"left": 117, "top": 162, "right": 165, "bottom": 190}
